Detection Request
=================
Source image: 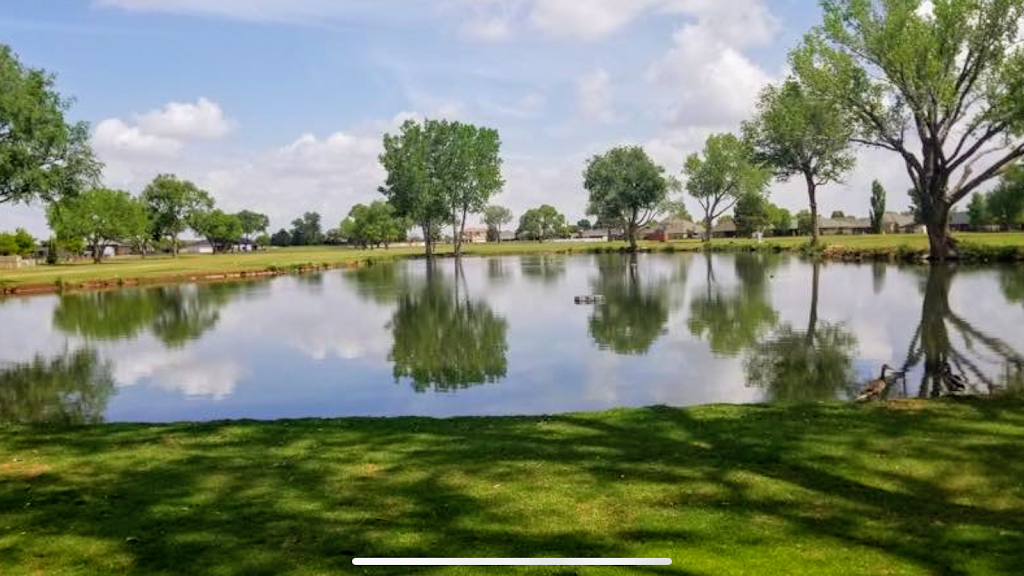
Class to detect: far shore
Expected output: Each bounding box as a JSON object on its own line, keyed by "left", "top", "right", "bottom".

{"left": 2, "top": 232, "right": 1024, "bottom": 296}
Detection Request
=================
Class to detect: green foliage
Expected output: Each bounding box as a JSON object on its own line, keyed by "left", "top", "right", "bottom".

{"left": 517, "top": 205, "right": 567, "bottom": 241}
{"left": 743, "top": 77, "right": 855, "bottom": 241}
{"left": 576, "top": 218, "right": 592, "bottom": 230}
{"left": 270, "top": 229, "right": 291, "bottom": 247}
{"left": 968, "top": 193, "right": 991, "bottom": 227}
{"left": 795, "top": 210, "right": 815, "bottom": 235}
{"left": 190, "top": 209, "right": 243, "bottom": 253}
{"left": 340, "top": 201, "right": 406, "bottom": 248}
{"left": 379, "top": 119, "right": 504, "bottom": 257}
{"left": 47, "top": 188, "right": 147, "bottom": 262}
{"left": 289, "top": 212, "right": 324, "bottom": 246}
{"left": 0, "top": 228, "right": 35, "bottom": 256}
{"left": 255, "top": 232, "right": 271, "bottom": 247}
{"left": 685, "top": 133, "right": 770, "bottom": 241}
{"left": 986, "top": 166, "right": 1024, "bottom": 230}
{"left": 236, "top": 210, "right": 270, "bottom": 242}
{"left": 483, "top": 205, "right": 514, "bottom": 242}
{"left": 688, "top": 254, "right": 779, "bottom": 356}
{"left": 584, "top": 146, "right": 670, "bottom": 250}
{"left": 734, "top": 193, "right": 771, "bottom": 237}
{"left": 830, "top": 211, "right": 846, "bottom": 219}
{"left": 140, "top": 174, "right": 213, "bottom": 256}
{"left": 766, "top": 203, "right": 793, "bottom": 235}
{"left": 791, "top": 0, "right": 1024, "bottom": 257}
{"left": 0, "top": 45, "right": 100, "bottom": 207}
{"left": 870, "top": 181, "right": 887, "bottom": 233}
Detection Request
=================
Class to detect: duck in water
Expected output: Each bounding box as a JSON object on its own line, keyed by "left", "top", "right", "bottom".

{"left": 857, "top": 364, "right": 901, "bottom": 402}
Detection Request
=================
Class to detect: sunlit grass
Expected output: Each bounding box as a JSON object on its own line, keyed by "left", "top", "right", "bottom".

{"left": 1, "top": 399, "right": 1023, "bottom": 575}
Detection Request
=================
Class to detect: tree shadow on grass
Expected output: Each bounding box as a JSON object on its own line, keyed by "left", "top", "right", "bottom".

{"left": 2, "top": 400, "right": 1024, "bottom": 575}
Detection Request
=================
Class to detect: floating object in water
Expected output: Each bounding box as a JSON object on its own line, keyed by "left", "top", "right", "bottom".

{"left": 574, "top": 295, "right": 605, "bottom": 305}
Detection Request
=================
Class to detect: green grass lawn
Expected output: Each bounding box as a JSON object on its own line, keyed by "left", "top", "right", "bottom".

{"left": 2, "top": 233, "right": 1024, "bottom": 291}
{"left": 1, "top": 400, "right": 1023, "bottom": 575}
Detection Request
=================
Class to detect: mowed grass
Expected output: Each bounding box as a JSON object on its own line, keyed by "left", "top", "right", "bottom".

{"left": 1, "top": 400, "right": 1023, "bottom": 575}
{"left": 2, "top": 233, "right": 1024, "bottom": 289}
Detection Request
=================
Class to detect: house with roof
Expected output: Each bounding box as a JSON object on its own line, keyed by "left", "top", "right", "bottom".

{"left": 643, "top": 217, "right": 701, "bottom": 241}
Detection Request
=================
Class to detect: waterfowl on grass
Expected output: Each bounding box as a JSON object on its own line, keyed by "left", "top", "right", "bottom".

{"left": 857, "top": 364, "right": 900, "bottom": 402}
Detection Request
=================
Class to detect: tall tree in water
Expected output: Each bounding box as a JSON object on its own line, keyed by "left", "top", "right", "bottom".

{"left": 870, "top": 180, "right": 887, "bottom": 234}
{"left": 688, "top": 253, "right": 779, "bottom": 357}
{"left": 584, "top": 146, "right": 670, "bottom": 252}
{"left": 588, "top": 254, "right": 670, "bottom": 354}
{"left": 0, "top": 45, "right": 100, "bottom": 208}
{"left": 791, "top": 0, "right": 1024, "bottom": 259}
{"left": 743, "top": 78, "right": 855, "bottom": 244}
{"left": 685, "top": 133, "right": 770, "bottom": 243}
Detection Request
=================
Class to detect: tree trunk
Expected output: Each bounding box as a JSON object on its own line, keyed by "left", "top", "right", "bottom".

{"left": 455, "top": 208, "right": 468, "bottom": 258}
{"left": 171, "top": 234, "right": 179, "bottom": 258}
{"left": 627, "top": 219, "right": 638, "bottom": 253}
{"left": 703, "top": 215, "right": 713, "bottom": 243}
{"left": 805, "top": 172, "right": 819, "bottom": 245}
{"left": 92, "top": 242, "right": 104, "bottom": 264}
{"left": 925, "top": 201, "right": 956, "bottom": 261}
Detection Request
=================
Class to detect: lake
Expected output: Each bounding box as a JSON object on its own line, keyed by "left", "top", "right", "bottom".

{"left": 1, "top": 253, "right": 1023, "bottom": 424}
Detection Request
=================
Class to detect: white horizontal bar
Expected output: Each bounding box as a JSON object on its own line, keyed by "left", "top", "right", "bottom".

{"left": 352, "top": 558, "right": 672, "bottom": 566}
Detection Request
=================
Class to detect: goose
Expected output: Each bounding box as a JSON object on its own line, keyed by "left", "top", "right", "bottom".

{"left": 857, "top": 364, "right": 897, "bottom": 402}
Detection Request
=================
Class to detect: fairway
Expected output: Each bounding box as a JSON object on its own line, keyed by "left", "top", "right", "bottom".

{"left": 1, "top": 400, "right": 1022, "bottom": 575}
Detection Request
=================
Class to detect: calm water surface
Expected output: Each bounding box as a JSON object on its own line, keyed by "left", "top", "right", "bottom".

{"left": 2, "top": 253, "right": 1023, "bottom": 423}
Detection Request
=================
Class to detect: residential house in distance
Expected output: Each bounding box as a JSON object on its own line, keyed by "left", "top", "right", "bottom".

{"left": 182, "top": 240, "right": 215, "bottom": 255}
{"left": 949, "top": 212, "right": 972, "bottom": 232}
{"left": 643, "top": 217, "right": 700, "bottom": 242}
{"left": 461, "top": 226, "right": 489, "bottom": 244}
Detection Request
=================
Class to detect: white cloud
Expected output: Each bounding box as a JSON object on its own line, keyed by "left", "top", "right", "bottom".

{"left": 114, "top": 347, "right": 244, "bottom": 400}
{"left": 136, "top": 97, "right": 234, "bottom": 140}
{"left": 576, "top": 68, "right": 619, "bottom": 123}
{"left": 93, "top": 118, "right": 183, "bottom": 158}
{"left": 646, "top": 24, "right": 776, "bottom": 127}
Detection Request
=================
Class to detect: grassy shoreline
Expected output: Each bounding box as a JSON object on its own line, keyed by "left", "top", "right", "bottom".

{"left": 1, "top": 399, "right": 1022, "bottom": 575}
{"left": 1, "top": 233, "right": 1023, "bottom": 295}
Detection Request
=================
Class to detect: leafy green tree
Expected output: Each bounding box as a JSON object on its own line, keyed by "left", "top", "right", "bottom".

{"left": 517, "top": 205, "right": 567, "bottom": 241}
{"left": 289, "top": 212, "right": 324, "bottom": 246}
{"left": 829, "top": 211, "right": 846, "bottom": 219}
{"left": 0, "top": 45, "right": 100, "bottom": 208}
{"left": 796, "top": 209, "right": 815, "bottom": 235}
{"left": 54, "top": 291, "right": 160, "bottom": 340}
{"left": 0, "top": 349, "right": 114, "bottom": 424}
{"left": 584, "top": 146, "right": 670, "bottom": 252}
{"left": 588, "top": 254, "right": 669, "bottom": 355}
{"left": 967, "top": 193, "right": 991, "bottom": 228}
{"left": 340, "top": 201, "right": 405, "bottom": 248}
{"left": 576, "top": 218, "right": 592, "bottom": 230}
{"left": 743, "top": 78, "right": 855, "bottom": 244}
{"left": 791, "top": 0, "right": 1024, "bottom": 259}
{"left": 236, "top": 210, "right": 269, "bottom": 244}
{"left": 766, "top": 203, "right": 792, "bottom": 235}
{"left": 46, "top": 188, "right": 148, "bottom": 262}
{"left": 140, "top": 174, "right": 213, "bottom": 257}
{"left": 379, "top": 119, "right": 502, "bottom": 258}
{"left": 734, "top": 193, "right": 771, "bottom": 237}
{"left": 483, "top": 205, "right": 514, "bottom": 243}
{"left": 190, "top": 209, "right": 243, "bottom": 253}
{"left": 388, "top": 264, "right": 508, "bottom": 392}
{"left": 986, "top": 166, "right": 1024, "bottom": 230}
{"left": 440, "top": 122, "right": 504, "bottom": 257}
{"left": 270, "top": 228, "right": 291, "bottom": 247}
{"left": 685, "top": 133, "right": 770, "bottom": 242}
{"left": 658, "top": 198, "right": 693, "bottom": 222}
{"left": 0, "top": 228, "right": 35, "bottom": 256}
{"left": 870, "top": 181, "right": 887, "bottom": 234}
{"left": 255, "top": 232, "right": 271, "bottom": 248}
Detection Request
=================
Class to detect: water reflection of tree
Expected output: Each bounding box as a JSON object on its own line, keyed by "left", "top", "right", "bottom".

{"left": 0, "top": 349, "right": 114, "bottom": 424}
{"left": 519, "top": 254, "right": 566, "bottom": 284}
{"left": 588, "top": 254, "right": 670, "bottom": 355}
{"left": 900, "top": 266, "right": 1024, "bottom": 397}
{"left": 1000, "top": 266, "right": 1024, "bottom": 309}
{"left": 744, "top": 262, "right": 859, "bottom": 402}
{"left": 872, "top": 261, "right": 887, "bottom": 295}
{"left": 53, "top": 283, "right": 256, "bottom": 347}
{"left": 388, "top": 262, "right": 509, "bottom": 392}
{"left": 688, "top": 253, "right": 779, "bottom": 357}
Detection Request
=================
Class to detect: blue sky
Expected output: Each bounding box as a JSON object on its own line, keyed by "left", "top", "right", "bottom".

{"left": 0, "top": 0, "right": 912, "bottom": 235}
